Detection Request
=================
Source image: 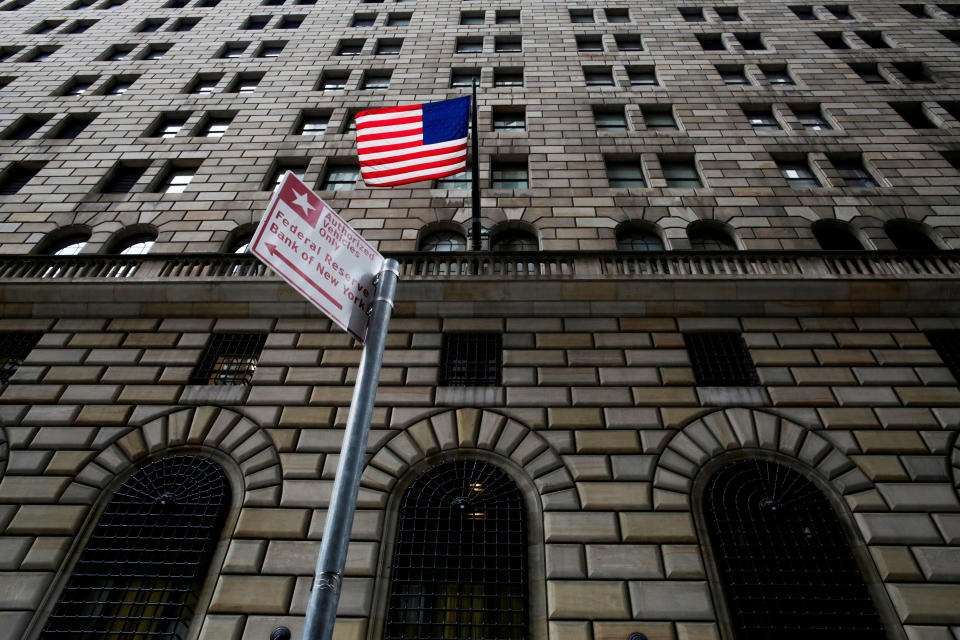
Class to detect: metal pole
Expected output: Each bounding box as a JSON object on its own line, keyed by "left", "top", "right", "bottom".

{"left": 300, "top": 258, "right": 400, "bottom": 640}
{"left": 470, "top": 78, "right": 481, "bottom": 252}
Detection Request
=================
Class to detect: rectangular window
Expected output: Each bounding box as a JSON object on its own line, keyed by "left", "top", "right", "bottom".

{"left": 187, "top": 73, "right": 221, "bottom": 94}
{"left": 894, "top": 61, "right": 932, "bottom": 83}
{"left": 606, "top": 160, "right": 646, "bottom": 187}
{"left": 584, "top": 67, "right": 614, "bottom": 86}
{"left": 375, "top": 39, "right": 402, "bottom": 54}
{"left": 103, "top": 76, "right": 137, "bottom": 95}
{"left": 0, "top": 47, "right": 24, "bottom": 62}
{"left": 939, "top": 29, "right": 960, "bottom": 44}
{"left": 698, "top": 33, "right": 725, "bottom": 50}
{"left": 0, "top": 332, "right": 42, "bottom": 386}
{"left": 318, "top": 72, "right": 349, "bottom": 90}
{"left": 141, "top": 44, "right": 171, "bottom": 60}
{"left": 661, "top": 157, "right": 702, "bottom": 187}
{"left": 278, "top": 14, "right": 305, "bottom": 28}
{"left": 352, "top": 13, "right": 376, "bottom": 26}
{"left": 817, "top": 31, "right": 849, "bottom": 48}
{"left": 924, "top": 331, "right": 960, "bottom": 382}
{"left": 627, "top": 66, "right": 657, "bottom": 85}
{"left": 456, "top": 37, "right": 483, "bottom": 53}
{"left": 940, "top": 3, "right": 960, "bottom": 16}
{"left": 0, "top": 162, "right": 45, "bottom": 195}
{"left": 228, "top": 73, "right": 262, "bottom": 93}
{"left": 61, "top": 76, "right": 96, "bottom": 96}
{"left": 243, "top": 15, "right": 269, "bottom": 29}
{"left": 605, "top": 7, "right": 630, "bottom": 21}
{"left": 856, "top": 31, "right": 890, "bottom": 48}
{"left": 147, "top": 113, "right": 189, "bottom": 138}
{"left": 941, "top": 101, "right": 960, "bottom": 122}
{"left": 643, "top": 107, "right": 677, "bottom": 129}
{"left": 66, "top": 19, "right": 97, "bottom": 33}
{"left": 491, "top": 159, "right": 528, "bottom": 188}
{"left": 29, "top": 19, "right": 64, "bottom": 33}
{"left": 102, "top": 162, "right": 146, "bottom": 193}
{"left": 296, "top": 112, "right": 328, "bottom": 135}
{"left": 494, "top": 36, "right": 521, "bottom": 52}
{"left": 716, "top": 6, "right": 741, "bottom": 20}
{"left": 219, "top": 43, "right": 248, "bottom": 58}
{"left": 169, "top": 17, "right": 199, "bottom": 31}
{"left": 439, "top": 333, "right": 502, "bottom": 386}
{"left": 831, "top": 155, "right": 878, "bottom": 187}
{"left": 337, "top": 39, "right": 365, "bottom": 55}
{"left": 450, "top": 69, "right": 479, "bottom": 87}
{"left": 496, "top": 10, "right": 519, "bottom": 23}
{"left": 256, "top": 42, "right": 286, "bottom": 57}
{"left": 850, "top": 62, "right": 886, "bottom": 84}
{"left": 2, "top": 115, "right": 51, "bottom": 140}
{"left": 435, "top": 166, "right": 471, "bottom": 189}
{"left": 826, "top": 4, "right": 854, "bottom": 18}
{"left": 47, "top": 113, "right": 96, "bottom": 139}
{"left": 157, "top": 165, "right": 197, "bottom": 194}
{"left": 684, "top": 332, "right": 759, "bottom": 386}
{"left": 102, "top": 45, "right": 134, "bottom": 61}
{"left": 386, "top": 12, "right": 410, "bottom": 25}
{"left": 718, "top": 65, "right": 749, "bottom": 84}
{"left": 321, "top": 164, "right": 360, "bottom": 190}
{"left": 196, "top": 114, "right": 233, "bottom": 137}
{"left": 901, "top": 3, "right": 928, "bottom": 16}
{"left": 493, "top": 68, "right": 523, "bottom": 86}
{"left": 776, "top": 156, "right": 821, "bottom": 187}
{"left": 680, "top": 6, "right": 706, "bottom": 20}
{"left": 790, "top": 5, "right": 817, "bottom": 19}
{"left": 744, "top": 107, "right": 781, "bottom": 131}
{"left": 615, "top": 34, "right": 643, "bottom": 51}
{"left": 569, "top": 8, "right": 594, "bottom": 22}
{"left": 793, "top": 106, "right": 831, "bottom": 130}
{"left": 891, "top": 102, "right": 934, "bottom": 128}
{"left": 492, "top": 108, "right": 524, "bottom": 131}
{"left": 265, "top": 158, "right": 308, "bottom": 188}
{"left": 594, "top": 107, "right": 628, "bottom": 130}
{"left": 576, "top": 35, "right": 604, "bottom": 52}
{"left": 460, "top": 10, "right": 483, "bottom": 24}
{"left": 361, "top": 71, "right": 391, "bottom": 89}
{"left": 735, "top": 33, "right": 766, "bottom": 50}
{"left": 190, "top": 333, "right": 266, "bottom": 385}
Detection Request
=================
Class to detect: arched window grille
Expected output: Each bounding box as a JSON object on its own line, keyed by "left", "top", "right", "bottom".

{"left": 491, "top": 230, "right": 538, "bottom": 252}
{"left": 688, "top": 225, "right": 737, "bottom": 251}
{"left": 42, "top": 456, "right": 230, "bottom": 640}
{"left": 617, "top": 226, "right": 665, "bottom": 251}
{"left": 704, "top": 459, "right": 885, "bottom": 640}
{"left": 386, "top": 459, "right": 527, "bottom": 640}
{"left": 420, "top": 230, "right": 467, "bottom": 252}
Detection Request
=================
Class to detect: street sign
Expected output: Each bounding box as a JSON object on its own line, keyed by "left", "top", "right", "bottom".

{"left": 250, "top": 172, "right": 385, "bottom": 342}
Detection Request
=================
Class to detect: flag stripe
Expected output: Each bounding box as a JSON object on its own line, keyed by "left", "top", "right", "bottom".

{"left": 359, "top": 137, "right": 466, "bottom": 160}
{"left": 361, "top": 151, "right": 468, "bottom": 177}
{"left": 363, "top": 162, "right": 466, "bottom": 186}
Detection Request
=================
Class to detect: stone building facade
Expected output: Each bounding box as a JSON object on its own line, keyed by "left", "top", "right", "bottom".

{"left": 1, "top": 0, "right": 960, "bottom": 638}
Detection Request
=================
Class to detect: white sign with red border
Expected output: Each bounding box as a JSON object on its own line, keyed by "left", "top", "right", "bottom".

{"left": 250, "top": 172, "right": 385, "bottom": 342}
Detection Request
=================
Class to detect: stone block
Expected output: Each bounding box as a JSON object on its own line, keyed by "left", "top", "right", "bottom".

{"left": 548, "top": 408, "right": 604, "bottom": 429}
{"left": 234, "top": 508, "right": 310, "bottom": 539}
{"left": 6, "top": 505, "right": 86, "bottom": 535}
{"left": 545, "top": 544, "right": 586, "bottom": 579}
{"left": 575, "top": 431, "right": 640, "bottom": 454}
{"left": 585, "top": 544, "right": 662, "bottom": 579}
{"left": 662, "top": 545, "right": 705, "bottom": 579}
{"left": 888, "top": 584, "right": 960, "bottom": 624}
{"left": 547, "top": 580, "right": 630, "bottom": 619}
{"left": 913, "top": 547, "right": 960, "bottom": 581}
{"left": 549, "top": 621, "right": 592, "bottom": 640}
{"left": 870, "top": 546, "right": 923, "bottom": 581}
{"left": 853, "top": 431, "right": 927, "bottom": 454}
{"left": 545, "top": 512, "right": 619, "bottom": 542}
{"left": 209, "top": 575, "right": 294, "bottom": 614}
{"left": 628, "top": 581, "right": 714, "bottom": 620}
{"left": 594, "top": 621, "right": 676, "bottom": 640}
{"left": 854, "top": 513, "right": 941, "bottom": 544}
{"left": 676, "top": 622, "right": 720, "bottom": 640}
{"left": 197, "top": 614, "right": 244, "bottom": 640}
{"left": 0, "top": 537, "right": 30, "bottom": 570}
{"left": 0, "top": 572, "right": 51, "bottom": 609}
{"left": 875, "top": 483, "right": 960, "bottom": 512}
{"left": 619, "top": 513, "right": 697, "bottom": 543}
{"left": 851, "top": 455, "right": 909, "bottom": 481}
{"left": 577, "top": 483, "right": 650, "bottom": 510}
{"left": 222, "top": 540, "right": 266, "bottom": 573}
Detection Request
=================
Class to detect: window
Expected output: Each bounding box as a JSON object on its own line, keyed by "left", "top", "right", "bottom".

{"left": 451, "top": 69, "right": 480, "bottom": 87}
{"left": 718, "top": 65, "right": 749, "bottom": 84}
{"left": 891, "top": 102, "right": 934, "bottom": 128}
{"left": 1, "top": 332, "right": 51, "bottom": 386}
{"left": 228, "top": 73, "right": 262, "bottom": 93}
{"left": 496, "top": 10, "right": 520, "bottom": 23}
{"left": 43, "top": 232, "right": 90, "bottom": 255}
{"left": 43, "top": 455, "right": 230, "bottom": 638}
{"left": 147, "top": 113, "right": 190, "bottom": 138}
{"left": 595, "top": 107, "right": 628, "bottom": 130}
{"left": 384, "top": 460, "right": 525, "bottom": 640}
{"left": 169, "top": 17, "right": 199, "bottom": 31}
{"left": 421, "top": 229, "right": 467, "bottom": 249}
{"left": 386, "top": 11, "right": 410, "bottom": 25}
{"left": 25, "top": 46, "right": 59, "bottom": 63}
{"left": 495, "top": 36, "right": 522, "bottom": 52}
{"left": 219, "top": 43, "right": 248, "bottom": 58}
{"left": 643, "top": 107, "right": 677, "bottom": 129}
{"left": 901, "top": 3, "right": 929, "bottom": 16}
{"left": 716, "top": 6, "right": 741, "bottom": 20}
{"left": 857, "top": 31, "right": 890, "bottom": 48}
{"left": 264, "top": 158, "right": 308, "bottom": 188}
{"left": 826, "top": 4, "right": 853, "bottom": 18}
{"left": 243, "top": 15, "right": 269, "bottom": 29}
{"left": 685, "top": 332, "right": 758, "bottom": 385}
{"left": 279, "top": 14, "right": 304, "bottom": 28}
{"left": 698, "top": 34, "right": 726, "bottom": 50}
{"left": 156, "top": 165, "right": 197, "bottom": 194}
{"left": 941, "top": 102, "right": 960, "bottom": 122}
{"left": 628, "top": 66, "right": 658, "bottom": 85}
{"left": 460, "top": 10, "right": 483, "bottom": 24}
{"left": 794, "top": 106, "right": 831, "bottom": 130}
{"left": 939, "top": 29, "right": 960, "bottom": 44}
{"left": 361, "top": 71, "right": 391, "bottom": 89}
{"left": 606, "top": 160, "right": 646, "bottom": 187}
{"left": 576, "top": 35, "right": 604, "bottom": 52}
{"left": 65, "top": 19, "right": 96, "bottom": 33}
{"left": 0, "top": 163, "right": 44, "bottom": 195}
{"left": 375, "top": 39, "right": 403, "bottom": 54}
{"left": 945, "top": 152, "right": 960, "bottom": 172}
{"left": 790, "top": 5, "right": 817, "bottom": 19}
{"left": 164, "top": 0, "right": 187, "bottom": 6}
{"left": 818, "top": 31, "right": 849, "bottom": 48}
{"left": 812, "top": 220, "right": 864, "bottom": 249}
{"left": 138, "top": 16, "right": 165, "bottom": 31}
{"left": 47, "top": 113, "right": 96, "bottom": 139}
{"left": 352, "top": 13, "right": 376, "bottom": 26}
{"left": 61, "top": 76, "right": 96, "bottom": 96}
{"left": 893, "top": 61, "right": 932, "bottom": 83}
{"left": 103, "top": 76, "right": 136, "bottom": 96}
{"left": 492, "top": 108, "right": 524, "bottom": 131}
{"left": 689, "top": 224, "right": 734, "bottom": 249}
{"left": 191, "top": 334, "right": 266, "bottom": 384}
{"left": 615, "top": 34, "right": 644, "bottom": 51}
{"left": 705, "top": 460, "right": 886, "bottom": 638}
{"left": 584, "top": 67, "right": 615, "bottom": 86}
{"left": 680, "top": 6, "right": 706, "bottom": 21}
{"left": 101, "top": 162, "right": 146, "bottom": 194}
{"left": 617, "top": 226, "right": 663, "bottom": 251}
{"left": 831, "top": 156, "right": 877, "bottom": 187}
{"left": 940, "top": 3, "right": 960, "bottom": 15}
{"left": 735, "top": 32, "right": 766, "bottom": 49}
{"left": 102, "top": 45, "right": 134, "bottom": 61}
{"left": 927, "top": 331, "right": 960, "bottom": 382}
{"left": 111, "top": 231, "right": 156, "bottom": 254}
{"left": 187, "top": 74, "right": 221, "bottom": 94}
{"left": 605, "top": 7, "right": 630, "bottom": 21}
{"left": 886, "top": 220, "right": 938, "bottom": 251}
{"left": 0, "top": 46, "right": 24, "bottom": 62}
{"left": 296, "top": 112, "right": 329, "bottom": 135}
{"left": 30, "top": 19, "right": 64, "bottom": 33}
{"left": 196, "top": 114, "right": 233, "bottom": 137}
{"left": 493, "top": 68, "right": 523, "bottom": 86}
{"left": 777, "top": 157, "right": 821, "bottom": 187}
{"left": 256, "top": 42, "right": 286, "bottom": 58}
{"left": 2, "top": 114, "right": 51, "bottom": 140}
{"left": 321, "top": 164, "right": 360, "bottom": 191}
{"left": 456, "top": 37, "right": 483, "bottom": 53}
{"left": 318, "top": 72, "right": 349, "bottom": 90}
{"left": 434, "top": 168, "right": 471, "bottom": 189}
{"left": 569, "top": 8, "right": 594, "bottom": 22}
{"left": 745, "top": 107, "right": 781, "bottom": 131}
{"left": 439, "top": 335, "right": 503, "bottom": 386}
{"left": 492, "top": 229, "right": 537, "bottom": 251}
{"left": 491, "top": 160, "right": 528, "bottom": 188}
{"left": 850, "top": 62, "right": 886, "bottom": 83}
{"left": 141, "top": 44, "right": 171, "bottom": 60}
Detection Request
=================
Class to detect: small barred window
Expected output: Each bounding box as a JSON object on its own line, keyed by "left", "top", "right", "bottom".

{"left": 190, "top": 332, "right": 266, "bottom": 384}
{"left": 0, "top": 331, "right": 42, "bottom": 385}
{"left": 683, "top": 331, "right": 758, "bottom": 385}
{"left": 440, "top": 333, "right": 502, "bottom": 386}
{"left": 926, "top": 330, "right": 960, "bottom": 382}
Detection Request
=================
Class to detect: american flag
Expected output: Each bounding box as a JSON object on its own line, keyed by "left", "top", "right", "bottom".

{"left": 356, "top": 96, "right": 470, "bottom": 187}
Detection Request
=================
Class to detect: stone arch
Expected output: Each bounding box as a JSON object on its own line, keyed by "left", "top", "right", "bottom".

{"left": 653, "top": 408, "right": 873, "bottom": 509}
{"left": 362, "top": 408, "right": 580, "bottom": 510}
{"left": 63, "top": 406, "right": 282, "bottom": 507}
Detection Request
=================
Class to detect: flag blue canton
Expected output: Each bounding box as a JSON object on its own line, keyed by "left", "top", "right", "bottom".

{"left": 422, "top": 96, "right": 470, "bottom": 145}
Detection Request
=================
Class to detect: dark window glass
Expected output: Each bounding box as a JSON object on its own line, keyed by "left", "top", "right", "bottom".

{"left": 243, "top": 15, "right": 269, "bottom": 29}
{"left": 190, "top": 333, "right": 266, "bottom": 384}
{"left": 684, "top": 332, "right": 758, "bottom": 385}
{"left": 492, "top": 230, "right": 537, "bottom": 252}
{"left": 577, "top": 35, "right": 603, "bottom": 51}
{"left": 615, "top": 34, "right": 643, "bottom": 50}
{"left": 762, "top": 65, "right": 794, "bottom": 85}
{"left": 940, "top": 3, "right": 960, "bottom": 15}
{"left": 569, "top": 8, "right": 593, "bottom": 22}
{"left": 698, "top": 33, "right": 725, "bottom": 50}
{"left": 894, "top": 61, "right": 932, "bottom": 82}
{"left": 850, "top": 63, "right": 886, "bottom": 83}
{"left": 385, "top": 460, "right": 526, "bottom": 640}
{"left": 102, "top": 163, "right": 146, "bottom": 193}
{"left": 0, "top": 163, "right": 44, "bottom": 195}
{"left": 628, "top": 66, "right": 657, "bottom": 85}
{"left": 901, "top": 3, "right": 928, "bottom": 16}
{"left": 460, "top": 11, "right": 483, "bottom": 24}
{"left": 48, "top": 114, "right": 95, "bottom": 139}
{"left": 926, "top": 331, "right": 960, "bottom": 381}
{"left": 606, "top": 160, "right": 646, "bottom": 187}
{"left": 605, "top": 7, "right": 629, "bottom": 21}
{"left": 319, "top": 73, "right": 348, "bottom": 90}
{"left": 2, "top": 115, "right": 51, "bottom": 140}
{"left": 40, "top": 456, "right": 230, "bottom": 640}
{"left": 495, "top": 36, "right": 522, "bottom": 52}
{"left": 744, "top": 107, "right": 780, "bottom": 130}
{"left": 818, "top": 31, "right": 849, "bottom": 48}
{"left": 439, "top": 333, "right": 503, "bottom": 386}
{"left": 857, "top": 31, "right": 889, "bottom": 48}
{"left": 812, "top": 221, "right": 864, "bottom": 250}
{"left": 885, "top": 221, "right": 938, "bottom": 251}
{"left": 716, "top": 7, "right": 741, "bottom": 20}
{"left": 891, "top": 102, "right": 934, "bottom": 128}
{"left": 705, "top": 459, "right": 886, "bottom": 640}
{"left": 644, "top": 108, "right": 677, "bottom": 129}
{"left": 832, "top": 157, "right": 877, "bottom": 187}
{"left": 617, "top": 227, "right": 663, "bottom": 251}
{"left": 376, "top": 39, "right": 403, "bottom": 54}
{"left": 352, "top": 13, "right": 376, "bottom": 26}
{"left": 736, "top": 33, "right": 766, "bottom": 49}
{"left": 421, "top": 229, "right": 467, "bottom": 249}
{"left": 584, "top": 68, "right": 614, "bottom": 86}
{"left": 718, "top": 65, "right": 749, "bottom": 84}
{"left": 794, "top": 107, "right": 831, "bottom": 130}
{"left": 595, "top": 108, "right": 628, "bottom": 130}
{"left": 493, "top": 68, "right": 523, "bottom": 86}
{"left": 681, "top": 6, "right": 706, "bottom": 21}
{"left": 689, "top": 225, "right": 735, "bottom": 250}
{"left": 790, "top": 5, "right": 817, "bottom": 19}
{"left": 279, "top": 14, "right": 304, "bottom": 28}
{"left": 496, "top": 10, "right": 519, "bottom": 23}
{"left": 321, "top": 164, "right": 360, "bottom": 190}
{"left": 0, "top": 332, "right": 42, "bottom": 385}
{"left": 827, "top": 4, "right": 853, "bottom": 18}
{"left": 491, "top": 160, "right": 527, "bottom": 188}
{"left": 778, "top": 159, "right": 821, "bottom": 187}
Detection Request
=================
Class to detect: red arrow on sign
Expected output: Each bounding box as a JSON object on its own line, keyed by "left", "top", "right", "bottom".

{"left": 265, "top": 242, "right": 343, "bottom": 310}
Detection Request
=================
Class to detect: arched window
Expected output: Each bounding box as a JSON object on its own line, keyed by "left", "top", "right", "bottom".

{"left": 812, "top": 221, "right": 864, "bottom": 250}
{"left": 108, "top": 229, "right": 158, "bottom": 255}
{"left": 688, "top": 224, "right": 737, "bottom": 251}
{"left": 35, "top": 227, "right": 91, "bottom": 256}
{"left": 42, "top": 456, "right": 229, "bottom": 640}
{"left": 703, "top": 459, "right": 886, "bottom": 640}
{"left": 885, "top": 220, "right": 938, "bottom": 251}
{"left": 386, "top": 459, "right": 527, "bottom": 640}
{"left": 229, "top": 235, "right": 252, "bottom": 253}
{"left": 617, "top": 225, "right": 665, "bottom": 251}
{"left": 491, "top": 229, "right": 537, "bottom": 252}
{"left": 420, "top": 230, "right": 467, "bottom": 252}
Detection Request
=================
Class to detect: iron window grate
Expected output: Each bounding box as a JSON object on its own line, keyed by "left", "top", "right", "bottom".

{"left": 440, "top": 333, "right": 502, "bottom": 386}
{"left": 684, "top": 331, "right": 759, "bottom": 386}
{"left": 0, "top": 331, "right": 41, "bottom": 385}
{"left": 704, "top": 459, "right": 886, "bottom": 640}
{"left": 386, "top": 459, "right": 527, "bottom": 640}
{"left": 925, "top": 330, "right": 960, "bottom": 382}
{"left": 189, "top": 332, "right": 266, "bottom": 385}
{"left": 41, "top": 456, "right": 229, "bottom": 640}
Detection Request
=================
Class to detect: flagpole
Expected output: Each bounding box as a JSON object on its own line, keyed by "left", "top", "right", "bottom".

{"left": 470, "top": 78, "right": 481, "bottom": 251}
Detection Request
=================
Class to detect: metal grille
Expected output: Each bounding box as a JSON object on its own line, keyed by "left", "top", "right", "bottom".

{"left": 704, "top": 459, "right": 885, "bottom": 640}
{"left": 440, "top": 333, "right": 502, "bottom": 386}
{"left": 41, "top": 456, "right": 229, "bottom": 640}
{"left": 189, "top": 332, "right": 266, "bottom": 385}
{"left": 926, "top": 330, "right": 960, "bottom": 382}
{"left": 0, "top": 331, "right": 42, "bottom": 385}
{"left": 386, "top": 460, "right": 527, "bottom": 640}
{"left": 683, "top": 332, "right": 759, "bottom": 386}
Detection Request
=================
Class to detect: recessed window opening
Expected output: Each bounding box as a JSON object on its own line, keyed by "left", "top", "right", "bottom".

{"left": 191, "top": 332, "right": 266, "bottom": 384}
{"left": 885, "top": 220, "right": 938, "bottom": 251}
{"left": 0, "top": 332, "right": 42, "bottom": 385}
{"left": 439, "top": 333, "right": 503, "bottom": 386}
{"left": 812, "top": 220, "right": 864, "bottom": 250}
{"left": 617, "top": 225, "right": 664, "bottom": 251}
{"left": 684, "top": 332, "right": 758, "bottom": 385}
